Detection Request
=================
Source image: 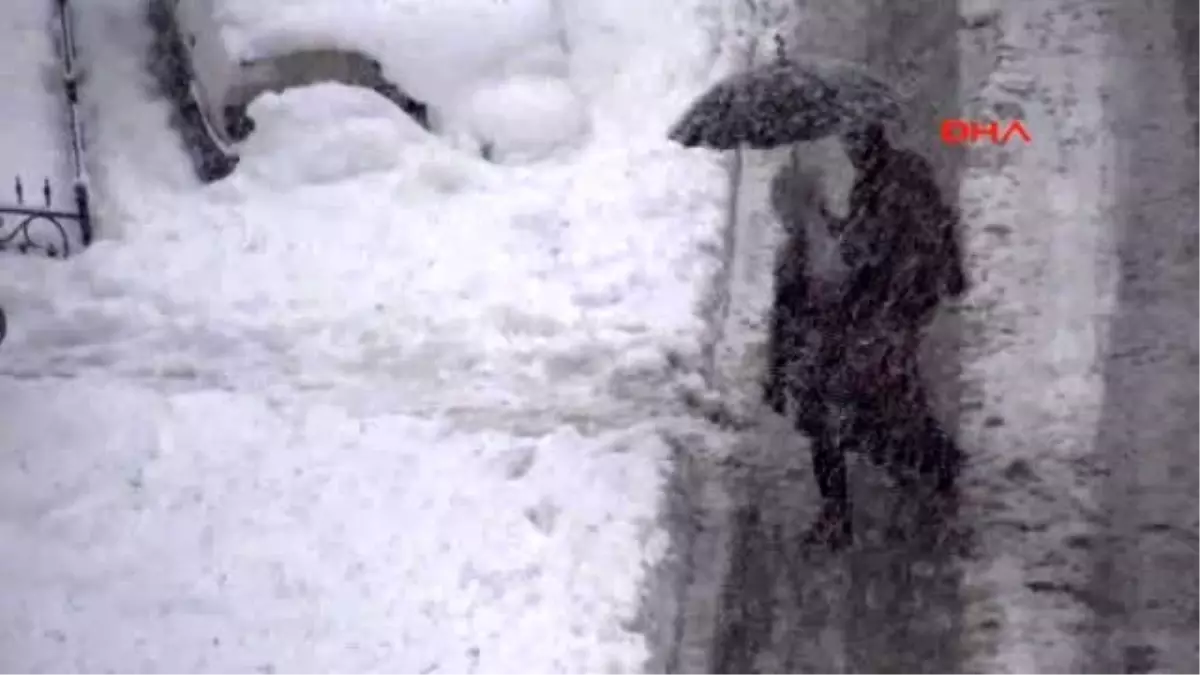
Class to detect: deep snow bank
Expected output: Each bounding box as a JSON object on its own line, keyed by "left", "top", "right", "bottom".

{"left": 4, "top": 0, "right": 733, "bottom": 413}
{"left": 0, "top": 379, "right": 678, "bottom": 672}
{"left": 208, "top": 0, "right": 739, "bottom": 163}
{"left": 0, "top": 0, "right": 738, "bottom": 671}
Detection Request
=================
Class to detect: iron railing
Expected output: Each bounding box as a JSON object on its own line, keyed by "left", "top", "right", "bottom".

{"left": 57, "top": 0, "right": 93, "bottom": 248}
{"left": 1, "top": 0, "right": 94, "bottom": 347}
{"left": 0, "top": 0, "right": 94, "bottom": 260}
{"left": 0, "top": 177, "right": 85, "bottom": 258}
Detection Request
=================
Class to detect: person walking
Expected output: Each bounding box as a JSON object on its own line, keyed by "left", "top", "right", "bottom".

{"left": 764, "top": 122, "right": 969, "bottom": 547}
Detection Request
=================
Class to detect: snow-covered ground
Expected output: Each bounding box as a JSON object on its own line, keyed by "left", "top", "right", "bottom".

{"left": 5, "top": 0, "right": 1192, "bottom": 672}
{"left": 956, "top": 0, "right": 1197, "bottom": 671}
{"left": 209, "top": 0, "right": 728, "bottom": 161}
{"left": 0, "top": 0, "right": 738, "bottom": 671}
{"left": 953, "top": 3, "right": 1118, "bottom": 663}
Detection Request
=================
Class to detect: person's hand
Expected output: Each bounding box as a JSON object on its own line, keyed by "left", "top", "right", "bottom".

{"left": 816, "top": 199, "right": 843, "bottom": 232}
{"left": 817, "top": 201, "right": 832, "bottom": 221}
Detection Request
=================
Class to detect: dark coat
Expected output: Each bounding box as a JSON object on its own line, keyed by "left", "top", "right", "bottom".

{"left": 827, "top": 147, "right": 968, "bottom": 401}
{"left": 765, "top": 145, "right": 968, "bottom": 427}
{"left": 835, "top": 148, "right": 967, "bottom": 330}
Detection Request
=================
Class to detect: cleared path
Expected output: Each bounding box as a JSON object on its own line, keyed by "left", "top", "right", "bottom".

{"left": 689, "top": 0, "right": 971, "bottom": 672}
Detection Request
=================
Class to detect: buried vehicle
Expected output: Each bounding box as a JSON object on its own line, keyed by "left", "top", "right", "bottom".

{"left": 147, "top": 0, "right": 429, "bottom": 183}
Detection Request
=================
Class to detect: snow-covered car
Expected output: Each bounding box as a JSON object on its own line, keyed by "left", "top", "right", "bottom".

{"left": 146, "top": 0, "right": 427, "bottom": 183}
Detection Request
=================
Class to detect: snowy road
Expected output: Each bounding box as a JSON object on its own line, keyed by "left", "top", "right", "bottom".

{"left": 689, "top": 0, "right": 1198, "bottom": 672}
{"left": 949, "top": 1, "right": 1197, "bottom": 671}
{"left": 697, "top": 2, "right": 971, "bottom": 672}
{"left": 0, "top": 0, "right": 73, "bottom": 210}
{"left": 1088, "top": 0, "right": 1198, "bottom": 670}
{"left": 676, "top": 0, "right": 974, "bottom": 667}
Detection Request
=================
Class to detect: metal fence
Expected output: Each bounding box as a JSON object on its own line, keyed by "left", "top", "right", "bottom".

{"left": 0, "top": 0, "right": 94, "bottom": 347}
{"left": 0, "top": 177, "right": 88, "bottom": 258}
{"left": 0, "top": 0, "right": 93, "bottom": 261}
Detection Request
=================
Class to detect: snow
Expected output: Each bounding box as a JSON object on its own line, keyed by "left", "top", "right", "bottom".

{"left": 210, "top": 0, "right": 726, "bottom": 155}
{"left": 953, "top": 2, "right": 1120, "bottom": 666}
{"left": 212, "top": 0, "right": 568, "bottom": 125}
{"left": 452, "top": 75, "right": 591, "bottom": 163}
{"left": 1, "top": 380, "right": 676, "bottom": 672}
{"left": 0, "top": 0, "right": 732, "bottom": 671}
{"left": 215, "top": 0, "right": 561, "bottom": 74}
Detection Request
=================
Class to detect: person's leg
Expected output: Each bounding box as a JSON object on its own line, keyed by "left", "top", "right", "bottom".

{"left": 845, "top": 329, "right": 963, "bottom": 509}
{"left": 800, "top": 336, "right": 857, "bottom": 548}
{"left": 891, "top": 347, "right": 964, "bottom": 497}
{"left": 803, "top": 411, "right": 854, "bottom": 548}
{"left": 763, "top": 304, "right": 794, "bottom": 415}
{"left": 884, "top": 364, "right": 965, "bottom": 537}
{"left": 912, "top": 412, "right": 964, "bottom": 495}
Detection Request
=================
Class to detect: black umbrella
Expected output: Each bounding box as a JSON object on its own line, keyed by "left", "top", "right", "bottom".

{"left": 668, "top": 55, "right": 904, "bottom": 150}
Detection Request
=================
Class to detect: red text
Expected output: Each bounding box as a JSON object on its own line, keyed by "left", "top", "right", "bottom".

{"left": 940, "top": 119, "right": 1032, "bottom": 145}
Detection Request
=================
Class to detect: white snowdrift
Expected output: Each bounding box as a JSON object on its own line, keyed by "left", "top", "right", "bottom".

{"left": 0, "top": 379, "right": 678, "bottom": 672}
{"left": 0, "top": 0, "right": 732, "bottom": 671}
{"left": 209, "top": 0, "right": 723, "bottom": 161}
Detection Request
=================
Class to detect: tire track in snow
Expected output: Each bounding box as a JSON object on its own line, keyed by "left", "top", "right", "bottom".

{"left": 953, "top": 0, "right": 1196, "bottom": 671}
{"left": 953, "top": 4, "right": 1114, "bottom": 666}
{"left": 1085, "top": 1, "right": 1198, "bottom": 670}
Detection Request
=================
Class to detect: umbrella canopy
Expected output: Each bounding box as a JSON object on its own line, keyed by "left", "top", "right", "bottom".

{"left": 668, "top": 55, "right": 904, "bottom": 150}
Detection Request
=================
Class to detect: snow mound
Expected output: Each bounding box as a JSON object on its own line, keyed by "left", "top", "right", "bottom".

{"left": 0, "top": 0, "right": 733, "bottom": 671}
{"left": 236, "top": 83, "right": 436, "bottom": 187}
{"left": 0, "top": 378, "right": 674, "bottom": 673}
{"left": 213, "top": 0, "right": 566, "bottom": 111}
{"left": 458, "top": 75, "right": 591, "bottom": 164}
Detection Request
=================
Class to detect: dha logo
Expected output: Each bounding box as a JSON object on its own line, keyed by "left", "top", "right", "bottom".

{"left": 940, "top": 119, "right": 1032, "bottom": 145}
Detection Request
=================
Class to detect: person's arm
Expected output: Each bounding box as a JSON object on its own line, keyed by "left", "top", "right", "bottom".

{"left": 838, "top": 160, "right": 963, "bottom": 324}
{"left": 838, "top": 256, "right": 889, "bottom": 324}
{"left": 886, "top": 170, "right": 969, "bottom": 321}
{"left": 816, "top": 201, "right": 838, "bottom": 228}
{"left": 933, "top": 204, "right": 969, "bottom": 300}
{"left": 907, "top": 165, "right": 968, "bottom": 302}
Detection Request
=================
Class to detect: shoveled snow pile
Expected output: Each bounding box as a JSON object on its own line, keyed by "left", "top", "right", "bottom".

{"left": 453, "top": 74, "right": 591, "bottom": 163}
{"left": 210, "top": 0, "right": 728, "bottom": 163}
{"left": 0, "top": 0, "right": 733, "bottom": 671}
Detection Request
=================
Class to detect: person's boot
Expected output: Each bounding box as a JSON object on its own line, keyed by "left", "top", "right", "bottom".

{"left": 879, "top": 418, "right": 962, "bottom": 541}
{"left": 803, "top": 499, "right": 853, "bottom": 549}
{"left": 918, "top": 417, "right": 964, "bottom": 496}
